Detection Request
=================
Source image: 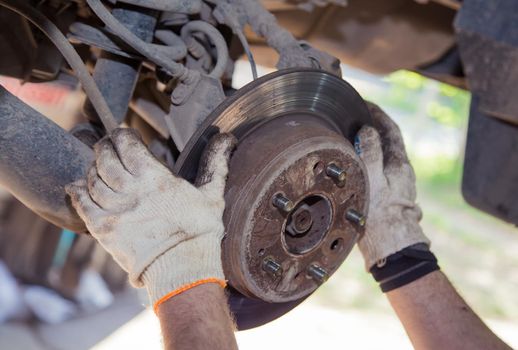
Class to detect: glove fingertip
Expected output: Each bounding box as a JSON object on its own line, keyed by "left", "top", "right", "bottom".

{"left": 110, "top": 127, "right": 160, "bottom": 176}
{"left": 111, "top": 128, "right": 148, "bottom": 156}
{"left": 196, "top": 133, "right": 236, "bottom": 187}
{"left": 66, "top": 179, "right": 87, "bottom": 193}
{"left": 65, "top": 181, "right": 90, "bottom": 214}
{"left": 111, "top": 127, "right": 142, "bottom": 143}
{"left": 357, "top": 125, "right": 380, "bottom": 141}
{"left": 356, "top": 126, "right": 382, "bottom": 158}
{"left": 210, "top": 133, "right": 237, "bottom": 158}
{"left": 64, "top": 184, "right": 76, "bottom": 199}
{"left": 93, "top": 136, "right": 110, "bottom": 155}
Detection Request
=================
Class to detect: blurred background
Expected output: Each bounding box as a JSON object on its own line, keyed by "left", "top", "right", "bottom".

{"left": 0, "top": 61, "right": 517, "bottom": 349}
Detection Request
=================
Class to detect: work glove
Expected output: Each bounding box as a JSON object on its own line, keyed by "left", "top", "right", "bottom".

{"left": 355, "top": 103, "right": 430, "bottom": 270}
{"left": 65, "top": 128, "right": 236, "bottom": 309}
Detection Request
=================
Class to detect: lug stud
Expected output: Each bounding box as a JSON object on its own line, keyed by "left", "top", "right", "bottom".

{"left": 326, "top": 163, "right": 346, "bottom": 183}
{"left": 272, "top": 193, "right": 294, "bottom": 212}
{"left": 263, "top": 258, "right": 283, "bottom": 277}
{"left": 307, "top": 264, "right": 328, "bottom": 283}
{"left": 346, "top": 209, "right": 366, "bottom": 227}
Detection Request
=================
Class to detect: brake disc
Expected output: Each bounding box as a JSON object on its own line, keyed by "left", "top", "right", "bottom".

{"left": 174, "top": 68, "right": 372, "bottom": 330}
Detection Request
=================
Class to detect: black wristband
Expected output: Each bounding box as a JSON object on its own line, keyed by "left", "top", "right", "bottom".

{"left": 370, "top": 245, "right": 440, "bottom": 293}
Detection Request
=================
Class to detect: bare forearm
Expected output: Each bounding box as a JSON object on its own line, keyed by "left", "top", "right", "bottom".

{"left": 156, "top": 284, "right": 238, "bottom": 350}
{"left": 387, "top": 271, "right": 511, "bottom": 350}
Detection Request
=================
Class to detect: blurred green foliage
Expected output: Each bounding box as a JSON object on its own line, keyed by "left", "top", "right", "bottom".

{"left": 383, "top": 70, "right": 471, "bottom": 128}
{"left": 370, "top": 70, "right": 471, "bottom": 190}
{"left": 412, "top": 156, "right": 463, "bottom": 188}
{"left": 374, "top": 71, "right": 425, "bottom": 113}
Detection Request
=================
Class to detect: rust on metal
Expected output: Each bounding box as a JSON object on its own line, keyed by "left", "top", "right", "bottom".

{"left": 222, "top": 114, "right": 368, "bottom": 303}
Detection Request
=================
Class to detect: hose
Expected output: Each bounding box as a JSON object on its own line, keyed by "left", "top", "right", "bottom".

{"left": 154, "top": 29, "right": 188, "bottom": 60}
{"left": 180, "top": 21, "right": 229, "bottom": 79}
{"left": 86, "top": 0, "right": 195, "bottom": 83}
{"left": 0, "top": 0, "right": 118, "bottom": 132}
{"left": 207, "top": 1, "right": 258, "bottom": 80}
{"left": 235, "top": 29, "right": 258, "bottom": 80}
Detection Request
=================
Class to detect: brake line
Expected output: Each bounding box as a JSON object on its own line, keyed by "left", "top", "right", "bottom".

{"left": 86, "top": 0, "right": 195, "bottom": 83}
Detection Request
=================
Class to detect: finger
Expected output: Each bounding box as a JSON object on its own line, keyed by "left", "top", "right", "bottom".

{"left": 110, "top": 128, "right": 160, "bottom": 176}
{"left": 65, "top": 179, "right": 103, "bottom": 225}
{"left": 365, "top": 102, "right": 410, "bottom": 172}
{"left": 94, "top": 136, "right": 132, "bottom": 192}
{"left": 89, "top": 166, "right": 137, "bottom": 212}
{"left": 196, "top": 133, "right": 237, "bottom": 200}
{"left": 87, "top": 165, "right": 130, "bottom": 210}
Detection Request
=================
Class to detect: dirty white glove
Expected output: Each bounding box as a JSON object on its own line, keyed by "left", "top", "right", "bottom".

{"left": 356, "top": 103, "right": 430, "bottom": 270}
{"left": 66, "top": 129, "right": 236, "bottom": 307}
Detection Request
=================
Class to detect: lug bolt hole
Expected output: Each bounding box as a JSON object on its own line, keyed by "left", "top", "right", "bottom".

{"left": 258, "top": 248, "right": 265, "bottom": 256}
{"left": 330, "top": 238, "right": 344, "bottom": 252}
{"left": 313, "top": 161, "right": 324, "bottom": 175}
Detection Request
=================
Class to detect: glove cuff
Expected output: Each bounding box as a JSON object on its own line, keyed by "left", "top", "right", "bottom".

{"left": 141, "top": 236, "right": 226, "bottom": 308}
{"left": 361, "top": 232, "right": 430, "bottom": 271}
{"left": 370, "top": 244, "right": 439, "bottom": 292}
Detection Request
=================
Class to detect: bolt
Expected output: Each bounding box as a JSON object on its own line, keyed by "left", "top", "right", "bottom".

{"left": 307, "top": 264, "right": 328, "bottom": 283}
{"left": 346, "top": 209, "right": 366, "bottom": 227}
{"left": 293, "top": 209, "right": 312, "bottom": 233}
{"left": 326, "top": 163, "right": 346, "bottom": 183}
{"left": 263, "top": 258, "right": 282, "bottom": 277}
{"left": 272, "top": 193, "right": 294, "bottom": 212}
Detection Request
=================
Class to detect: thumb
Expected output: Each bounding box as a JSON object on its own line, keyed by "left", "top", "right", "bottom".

{"left": 365, "top": 102, "right": 410, "bottom": 174}
{"left": 195, "top": 133, "right": 237, "bottom": 200}
{"left": 356, "top": 126, "right": 385, "bottom": 179}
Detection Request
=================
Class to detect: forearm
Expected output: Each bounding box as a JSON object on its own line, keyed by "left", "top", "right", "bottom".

{"left": 156, "top": 283, "right": 238, "bottom": 350}
{"left": 386, "top": 271, "right": 511, "bottom": 350}
{"left": 355, "top": 107, "right": 510, "bottom": 349}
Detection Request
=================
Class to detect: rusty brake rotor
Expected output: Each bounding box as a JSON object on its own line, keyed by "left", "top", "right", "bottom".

{"left": 174, "top": 68, "right": 372, "bottom": 330}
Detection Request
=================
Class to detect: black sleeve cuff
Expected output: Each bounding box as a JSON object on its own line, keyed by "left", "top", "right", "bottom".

{"left": 369, "top": 245, "right": 440, "bottom": 293}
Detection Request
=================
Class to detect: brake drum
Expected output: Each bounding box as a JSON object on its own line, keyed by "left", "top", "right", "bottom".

{"left": 175, "top": 68, "right": 372, "bottom": 329}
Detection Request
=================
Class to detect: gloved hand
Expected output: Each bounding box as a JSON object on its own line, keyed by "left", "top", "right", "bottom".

{"left": 356, "top": 103, "right": 430, "bottom": 270}
{"left": 65, "top": 128, "right": 236, "bottom": 309}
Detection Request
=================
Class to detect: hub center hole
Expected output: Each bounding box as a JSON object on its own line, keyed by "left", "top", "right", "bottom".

{"left": 284, "top": 195, "right": 332, "bottom": 255}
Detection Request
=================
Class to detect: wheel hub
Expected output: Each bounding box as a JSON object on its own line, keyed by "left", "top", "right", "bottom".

{"left": 223, "top": 114, "right": 368, "bottom": 302}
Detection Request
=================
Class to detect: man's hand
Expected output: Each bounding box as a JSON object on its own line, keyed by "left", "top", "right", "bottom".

{"left": 65, "top": 129, "right": 236, "bottom": 308}
{"left": 355, "top": 103, "right": 429, "bottom": 270}
{"left": 356, "top": 104, "right": 510, "bottom": 349}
